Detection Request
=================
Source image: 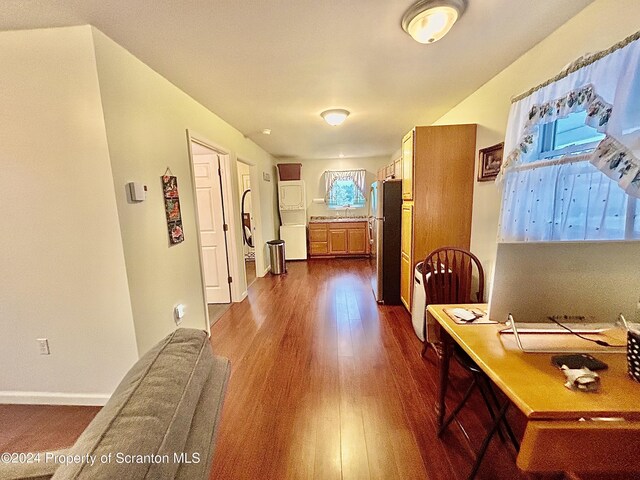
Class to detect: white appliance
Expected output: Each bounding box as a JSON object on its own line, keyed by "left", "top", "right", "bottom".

{"left": 411, "top": 262, "right": 426, "bottom": 341}
{"left": 278, "top": 180, "right": 307, "bottom": 260}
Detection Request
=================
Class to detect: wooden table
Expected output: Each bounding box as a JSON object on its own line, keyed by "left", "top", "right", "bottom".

{"left": 428, "top": 304, "right": 640, "bottom": 476}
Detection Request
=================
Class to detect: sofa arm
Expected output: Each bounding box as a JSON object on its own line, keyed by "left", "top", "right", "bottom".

{"left": 0, "top": 449, "right": 68, "bottom": 480}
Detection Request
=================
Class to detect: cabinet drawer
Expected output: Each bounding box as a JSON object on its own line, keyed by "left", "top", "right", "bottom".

{"left": 310, "top": 242, "right": 329, "bottom": 255}
{"left": 309, "top": 228, "right": 327, "bottom": 242}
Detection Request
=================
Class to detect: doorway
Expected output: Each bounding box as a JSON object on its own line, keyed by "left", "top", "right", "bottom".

{"left": 190, "top": 141, "right": 232, "bottom": 321}
{"left": 237, "top": 160, "right": 256, "bottom": 287}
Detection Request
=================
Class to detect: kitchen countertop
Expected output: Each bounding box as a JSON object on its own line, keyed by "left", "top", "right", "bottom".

{"left": 309, "top": 216, "right": 368, "bottom": 223}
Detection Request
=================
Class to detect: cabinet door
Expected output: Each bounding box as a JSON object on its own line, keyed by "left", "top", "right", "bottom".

{"left": 347, "top": 227, "right": 366, "bottom": 254}
{"left": 401, "top": 130, "right": 414, "bottom": 200}
{"left": 385, "top": 164, "right": 393, "bottom": 178}
{"left": 394, "top": 158, "right": 402, "bottom": 179}
{"left": 328, "top": 228, "right": 348, "bottom": 254}
{"left": 400, "top": 203, "right": 414, "bottom": 310}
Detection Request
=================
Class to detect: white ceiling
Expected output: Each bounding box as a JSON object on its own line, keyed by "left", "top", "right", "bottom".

{"left": 0, "top": 0, "right": 593, "bottom": 159}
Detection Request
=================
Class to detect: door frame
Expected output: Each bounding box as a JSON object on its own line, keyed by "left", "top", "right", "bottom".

{"left": 186, "top": 130, "right": 247, "bottom": 304}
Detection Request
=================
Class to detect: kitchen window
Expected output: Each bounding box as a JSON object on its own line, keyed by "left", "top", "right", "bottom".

{"left": 324, "top": 169, "right": 366, "bottom": 209}
{"left": 327, "top": 179, "right": 365, "bottom": 208}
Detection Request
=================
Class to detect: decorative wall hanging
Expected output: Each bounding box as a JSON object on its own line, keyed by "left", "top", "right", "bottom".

{"left": 477, "top": 143, "right": 504, "bottom": 181}
{"left": 162, "top": 171, "right": 184, "bottom": 245}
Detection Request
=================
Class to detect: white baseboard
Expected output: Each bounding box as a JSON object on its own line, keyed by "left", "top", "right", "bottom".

{"left": 0, "top": 391, "right": 110, "bottom": 406}
{"left": 261, "top": 265, "right": 271, "bottom": 276}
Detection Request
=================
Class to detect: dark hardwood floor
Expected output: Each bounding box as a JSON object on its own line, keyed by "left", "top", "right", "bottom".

{"left": 208, "top": 259, "right": 541, "bottom": 480}
{"left": 0, "top": 404, "right": 99, "bottom": 453}
{"left": 0, "top": 259, "right": 632, "bottom": 479}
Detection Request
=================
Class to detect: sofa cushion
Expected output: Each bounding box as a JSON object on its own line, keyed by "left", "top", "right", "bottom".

{"left": 175, "top": 355, "right": 230, "bottom": 480}
{"left": 52, "top": 328, "right": 222, "bottom": 480}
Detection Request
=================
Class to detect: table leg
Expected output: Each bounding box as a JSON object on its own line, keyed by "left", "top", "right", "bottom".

{"left": 436, "top": 332, "right": 453, "bottom": 431}
{"left": 466, "top": 401, "right": 510, "bottom": 480}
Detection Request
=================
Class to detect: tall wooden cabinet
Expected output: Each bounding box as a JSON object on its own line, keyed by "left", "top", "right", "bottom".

{"left": 399, "top": 124, "right": 477, "bottom": 311}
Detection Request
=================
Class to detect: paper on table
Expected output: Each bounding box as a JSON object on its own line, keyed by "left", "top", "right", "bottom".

{"left": 444, "top": 307, "right": 498, "bottom": 325}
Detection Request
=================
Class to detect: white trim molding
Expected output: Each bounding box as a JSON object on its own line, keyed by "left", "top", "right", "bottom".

{"left": 0, "top": 391, "right": 110, "bottom": 406}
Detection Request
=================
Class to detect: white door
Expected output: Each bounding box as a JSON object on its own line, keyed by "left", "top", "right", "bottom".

{"left": 193, "top": 153, "right": 231, "bottom": 304}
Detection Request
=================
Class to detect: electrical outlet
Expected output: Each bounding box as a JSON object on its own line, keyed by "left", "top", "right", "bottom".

{"left": 37, "top": 338, "right": 50, "bottom": 355}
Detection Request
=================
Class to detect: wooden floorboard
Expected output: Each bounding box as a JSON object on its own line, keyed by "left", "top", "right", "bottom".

{"left": 0, "top": 258, "right": 633, "bottom": 479}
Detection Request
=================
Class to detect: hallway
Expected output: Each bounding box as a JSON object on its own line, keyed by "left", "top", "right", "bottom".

{"left": 209, "top": 259, "right": 533, "bottom": 480}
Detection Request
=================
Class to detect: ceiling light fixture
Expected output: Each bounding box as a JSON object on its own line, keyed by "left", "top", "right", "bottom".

{"left": 401, "top": 0, "right": 467, "bottom": 44}
{"left": 261, "top": 128, "right": 272, "bottom": 135}
{"left": 321, "top": 109, "right": 350, "bottom": 126}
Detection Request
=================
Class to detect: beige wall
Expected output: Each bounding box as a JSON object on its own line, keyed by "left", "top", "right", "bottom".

{"left": 91, "top": 28, "right": 279, "bottom": 354}
{"left": 296, "top": 156, "right": 390, "bottom": 218}
{"left": 433, "top": 0, "right": 640, "bottom": 292}
{"left": 0, "top": 26, "right": 139, "bottom": 405}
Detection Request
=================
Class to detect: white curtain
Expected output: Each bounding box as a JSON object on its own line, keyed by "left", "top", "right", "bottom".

{"left": 324, "top": 169, "right": 366, "bottom": 202}
{"left": 499, "top": 155, "right": 639, "bottom": 241}
{"left": 499, "top": 32, "right": 640, "bottom": 241}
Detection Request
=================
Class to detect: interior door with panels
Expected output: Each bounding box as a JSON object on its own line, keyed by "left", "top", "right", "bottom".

{"left": 193, "top": 154, "right": 231, "bottom": 304}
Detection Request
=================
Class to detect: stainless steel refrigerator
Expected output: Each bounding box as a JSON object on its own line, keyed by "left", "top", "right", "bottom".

{"left": 369, "top": 179, "right": 402, "bottom": 304}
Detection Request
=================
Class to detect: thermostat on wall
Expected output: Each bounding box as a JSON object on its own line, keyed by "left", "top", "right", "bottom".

{"left": 127, "top": 182, "right": 147, "bottom": 202}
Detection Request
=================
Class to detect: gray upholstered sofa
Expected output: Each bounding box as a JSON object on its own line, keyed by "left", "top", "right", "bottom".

{"left": 1, "top": 328, "right": 230, "bottom": 480}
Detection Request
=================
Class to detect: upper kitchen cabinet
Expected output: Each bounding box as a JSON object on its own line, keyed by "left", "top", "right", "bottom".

{"left": 401, "top": 130, "right": 414, "bottom": 200}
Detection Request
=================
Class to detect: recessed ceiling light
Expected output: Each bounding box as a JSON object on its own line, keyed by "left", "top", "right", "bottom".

{"left": 261, "top": 128, "right": 272, "bottom": 135}
{"left": 321, "top": 109, "right": 350, "bottom": 126}
{"left": 401, "top": 0, "right": 467, "bottom": 44}
{"left": 339, "top": 153, "right": 345, "bottom": 158}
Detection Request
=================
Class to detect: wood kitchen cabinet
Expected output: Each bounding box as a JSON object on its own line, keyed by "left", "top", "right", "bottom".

{"left": 400, "top": 203, "right": 413, "bottom": 310}
{"left": 401, "top": 130, "right": 414, "bottom": 200}
{"left": 309, "top": 221, "right": 370, "bottom": 257}
{"left": 400, "top": 124, "right": 477, "bottom": 311}
{"left": 378, "top": 158, "right": 402, "bottom": 181}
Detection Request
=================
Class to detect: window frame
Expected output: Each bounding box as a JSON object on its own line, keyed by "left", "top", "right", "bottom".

{"left": 537, "top": 115, "right": 605, "bottom": 160}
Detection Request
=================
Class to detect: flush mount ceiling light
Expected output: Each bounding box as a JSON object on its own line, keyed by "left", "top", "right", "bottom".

{"left": 401, "top": 0, "right": 467, "bottom": 44}
{"left": 320, "top": 109, "right": 350, "bottom": 126}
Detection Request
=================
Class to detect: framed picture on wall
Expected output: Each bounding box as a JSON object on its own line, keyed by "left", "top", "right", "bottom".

{"left": 477, "top": 142, "right": 504, "bottom": 182}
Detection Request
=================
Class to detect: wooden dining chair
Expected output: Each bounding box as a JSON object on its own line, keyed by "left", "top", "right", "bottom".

{"left": 421, "top": 247, "right": 519, "bottom": 452}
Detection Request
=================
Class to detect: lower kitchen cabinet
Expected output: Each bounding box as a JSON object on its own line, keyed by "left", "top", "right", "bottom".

{"left": 309, "top": 221, "right": 369, "bottom": 257}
